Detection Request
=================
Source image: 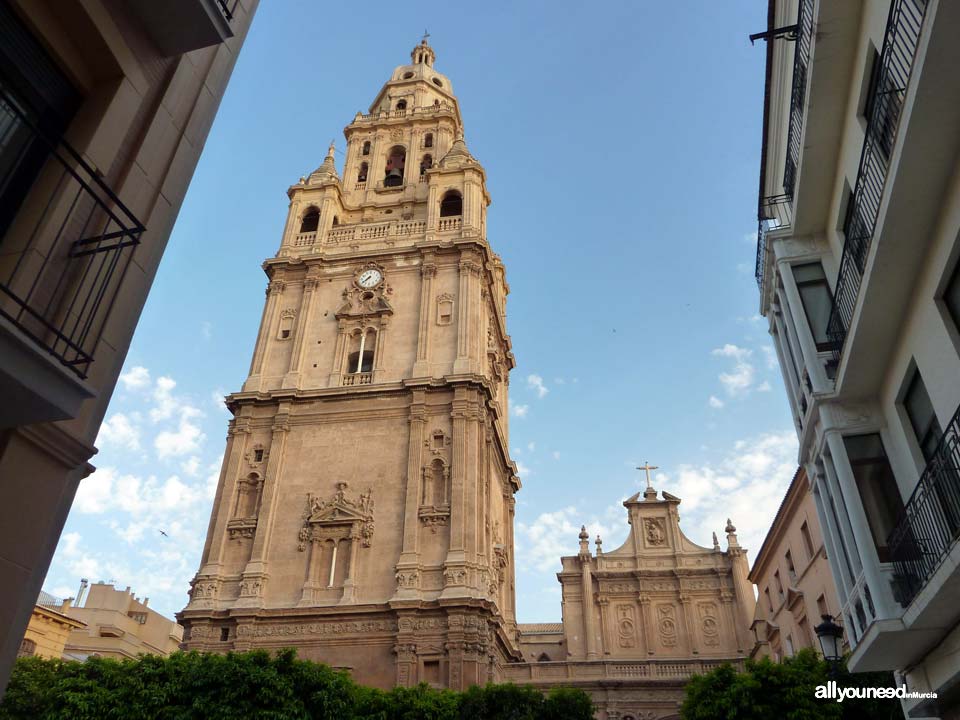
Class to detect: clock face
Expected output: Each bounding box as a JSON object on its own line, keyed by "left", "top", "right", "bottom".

{"left": 358, "top": 269, "right": 383, "bottom": 288}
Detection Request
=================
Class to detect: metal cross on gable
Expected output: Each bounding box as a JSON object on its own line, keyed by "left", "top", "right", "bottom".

{"left": 422, "top": 29, "right": 431, "bottom": 43}
{"left": 636, "top": 462, "right": 658, "bottom": 489}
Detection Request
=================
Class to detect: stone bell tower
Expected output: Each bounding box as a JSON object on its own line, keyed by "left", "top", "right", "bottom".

{"left": 179, "top": 39, "right": 523, "bottom": 690}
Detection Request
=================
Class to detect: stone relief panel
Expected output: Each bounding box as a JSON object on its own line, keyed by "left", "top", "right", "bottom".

{"left": 616, "top": 604, "right": 638, "bottom": 649}
{"left": 656, "top": 604, "right": 678, "bottom": 648}
{"left": 699, "top": 602, "right": 720, "bottom": 648}
{"left": 644, "top": 518, "right": 667, "bottom": 547}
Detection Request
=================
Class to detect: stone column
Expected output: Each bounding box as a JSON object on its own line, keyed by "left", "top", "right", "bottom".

{"left": 638, "top": 593, "right": 655, "bottom": 655}
{"left": 339, "top": 527, "right": 361, "bottom": 604}
{"left": 328, "top": 319, "right": 349, "bottom": 387}
{"left": 412, "top": 258, "right": 436, "bottom": 377}
{"left": 237, "top": 409, "right": 290, "bottom": 605}
{"left": 597, "top": 596, "right": 611, "bottom": 655}
{"left": 244, "top": 279, "right": 285, "bottom": 392}
{"left": 374, "top": 316, "right": 389, "bottom": 375}
{"left": 298, "top": 537, "right": 322, "bottom": 606}
{"left": 200, "top": 419, "right": 250, "bottom": 574}
{"left": 441, "top": 394, "right": 470, "bottom": 599}
{"left": 453, "top": 255, "right": 481, "bottom": 374}
{"left": 284, "top": 270, "right": 320, "bottom": 387}
{"left": 679, "top": 594, "right": 699, "bottom": 655}
{"left": 824, "top": 431, "right": 894, "bottom": 618}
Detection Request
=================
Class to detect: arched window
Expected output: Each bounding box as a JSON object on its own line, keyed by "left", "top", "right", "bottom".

{"left": 17, "top": 638, "right": 36, "bottom": 658}
{"left": 346, "top": 328, "right": 376, "bottom": 374}
{"left": 537, "top": 653, "right": 550, "bottom": 662}
{"left": 439, "top": 191, "right": 462, "bottom": 217}
{"left": 358, "top": 162, "right": 368, "bottom": 182}
{"left": 384, "top": 146, "right": 406, "bottom": 187}
{"left": 424, "top": 133, "right": 434, "bottom": 148}
{"left": 299, "top": 208, "right": 319, "bottom": 233}
{"left": 396, "top": 99, "right": 407, "bottom": 111}
{"left": 420, "top": 154, "right": 433, "bottom": 176}
{"left": 332, "top": 216, "right": 339, "bottom": 227}
{"left": 361, "top": 141, "right": 371, "bottom": 156}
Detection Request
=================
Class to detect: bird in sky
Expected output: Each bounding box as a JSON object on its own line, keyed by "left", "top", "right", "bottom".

{"left": 159, "top": 530, "right": 169, "bottom": 538}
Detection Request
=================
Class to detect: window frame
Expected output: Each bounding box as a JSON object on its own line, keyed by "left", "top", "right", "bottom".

{"left": 791, "top": 261, "right": 835, "bottom": 352}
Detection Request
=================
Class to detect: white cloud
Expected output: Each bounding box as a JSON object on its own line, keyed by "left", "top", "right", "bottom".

{"left": 708, "top": 395, "right": 725, "bottom": 409}
{"left": 761, "top": 345, "right": 778, "bottom": 369}
{"left": 75, "top": 468, "right": 116, "bottom": 513}
{"left": 552, "top": 451, "right": 561, "bottom": 460}
{"left": 201, "top": 321, "right": 212, "bottom": 340}
{"left": 527, "top": 441, "right": 536, "bottom": 453}
{"left": 757, "top": 380, "right": 773, "bottom": 392}
{"left": 150, "top": 376, "right": 180, "bottom": 422}
{"left": 155, "top": 417, "right": 205, "bottom": 459}
{"left": 655, "top": 430, "right": 798, "bottom": 553}
{"left": 712, "top": 344, "right": 756, "bottom": 396}
{"left": 526, "top": 374, "right": 549, "bottom": 398}
{"left": 516, "top": 460, "right": 532, "bottom": 478}
{"left": 515, "top": 506, "right": 622, "bottom": 572}
{"left": 181, "top": 456, "right": 202, "bottom": 477}
{"left": 60, "top": 532, "right": 82, "bottom": 557}
{"left": 554, "top": 378, "right": 566, "bottom": 385}
{"left": 97, "top": 413, "right": 141, "bottom": 450}
{"left": 119, "top": 366, "right": 150, "bottom": 391}
{"left": 510, "top": 400, "right": 529, "bottom": 418}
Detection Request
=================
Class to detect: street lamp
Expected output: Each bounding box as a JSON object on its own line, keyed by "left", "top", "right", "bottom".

{"left": 815, "top": 614, "right": 844, "bottom": 674}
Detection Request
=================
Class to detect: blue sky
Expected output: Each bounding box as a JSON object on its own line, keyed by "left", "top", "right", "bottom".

{"left": 44, "top": 1, "right": 799, "bottom": 623}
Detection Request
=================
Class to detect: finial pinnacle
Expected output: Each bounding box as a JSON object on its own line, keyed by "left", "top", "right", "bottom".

{"left": 422, "top": 29, "right": 431, "bottom": 44}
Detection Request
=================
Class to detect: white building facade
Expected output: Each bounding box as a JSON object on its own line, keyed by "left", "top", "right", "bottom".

{"left": 754, "top": 1, "right": 960, "bottom": 717}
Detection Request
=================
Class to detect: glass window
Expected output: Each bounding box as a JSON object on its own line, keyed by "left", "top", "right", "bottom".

{"left": 792, "top": 262, "right": 834, "bottom": 351}
{"left": 800, "top": 521, "right": 815, "bottom": 560}
{"left": 904, "top": 367, "right": 943, "bottom": 462}
{"left": 844, "top": 434, "right": 905, "bottom": 563}
{"left": 945, "top": 259, "right": 960, "bottom": 333}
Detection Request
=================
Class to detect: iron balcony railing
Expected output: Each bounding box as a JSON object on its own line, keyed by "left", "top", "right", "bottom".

{"left": 782, "top": 0, "right": 814, "bottom": 198}
{"left": 889, "top": 402, "right": 960, "bottom": 608}
{"left": 825, "top": 0, "right": 928, "bottom": 365}
{"left": 755, "top": 194, "right": 793, "bottom": 288}
{"left": 215, "top": 0, "right": 240, "bottom": 21}
{"left": 0, "top": 88, "right": 145, "bottom": 378}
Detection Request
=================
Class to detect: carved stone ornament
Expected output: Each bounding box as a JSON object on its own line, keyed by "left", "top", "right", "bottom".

{"left": 227, "top": 518, "right": 258, "bottom": 540}
{"left": 657, "top": 604, "right": 678, "bottom": 647}
{"left": 644, "top": 518, "right": 667, "bottom": 546}
{"left": 700, "top": 602, "right": 720, "bottom": 647}
{"left": 245, "top": 443, "right": 268, "bottom": 468}
{"left": 297, "top": 482, "right": 375, "bottom": 551}
{"left": 280, "top": 308, "right": 298, "bottom": 320}
{"left": 336, "top": 264, "right": 394, "bottom": 319}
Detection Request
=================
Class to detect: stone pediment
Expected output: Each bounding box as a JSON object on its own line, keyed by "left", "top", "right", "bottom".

{"left": 308, "top": 502, "right": 367, "bottom": 525}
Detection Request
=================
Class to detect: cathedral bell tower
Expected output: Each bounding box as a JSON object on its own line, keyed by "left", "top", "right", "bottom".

{"left": 180, "top": 39, "right": 523, "bottom": 690}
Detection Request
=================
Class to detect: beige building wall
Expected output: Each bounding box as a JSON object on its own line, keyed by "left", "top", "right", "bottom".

{"left": 63, "top": 583, "right": 182, "bottom": 660}
{"left": 755, "top": 1, "right": 960, "bottom": 716}
{"left": 748, "top": 468, "right": 843, "bottom": 660}
{"left": 18, "top": 596, "right": 86, "bottom": 660}
{"left": 0, "top": 0, "right": 257, "bottom": 697}
{"left": 180, "top": 39, "right": 523, "bottom": 693}
{"left": 506, "top": 484, "right": 754, "bottom": 720}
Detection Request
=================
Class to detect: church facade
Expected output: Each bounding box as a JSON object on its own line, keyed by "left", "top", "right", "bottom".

{"left": 179, "top": 41, "right": 753, "bottom": 719}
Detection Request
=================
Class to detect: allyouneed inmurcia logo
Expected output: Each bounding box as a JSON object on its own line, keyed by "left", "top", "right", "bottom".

{"left": 815, "top": 680, "right": 937, "bottom": 702}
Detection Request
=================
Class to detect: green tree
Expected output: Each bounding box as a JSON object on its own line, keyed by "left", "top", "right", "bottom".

{"left": 0, "top": 650, "right": 594, "bottom": 720}
{"left": 681, "top": 648, "right": 903, "bottom": 720}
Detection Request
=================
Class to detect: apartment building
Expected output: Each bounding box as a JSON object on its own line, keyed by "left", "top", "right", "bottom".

{"left": 754, "top": 0, "right": 960, "bottom": 716}
{"left": 62, "top": 581, "right": 182, "bottom": 660}
{"left": 17, "top": 591, "right": 86, "bottom": 660}
{"left": 748, "top": 468, "right": 844, "bottom": 661}
{"left": 0, "top": 0, "right": 257, "bottom": 696}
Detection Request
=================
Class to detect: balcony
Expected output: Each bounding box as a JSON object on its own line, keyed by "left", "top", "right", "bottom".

{"left": 127, "top": 0, "right": 236, "bottom": 56}
{"left": 782, "top": 0, "right": 814, "bottom": 198}
{"left": 352, "top": 102, "right": 456, "bottom": 125}
{"left": 341, "top": 372, "right": 372, "bottom": 387}
{"left": 889, "top": 403, "right": 960, "bottom": 609}
{"left": 0, "top": 88, "right": 144, "bottom": 384}
{"left": 754, "top": 194, "right": 793, "bottom": 289}
{"left": 849, "top": 402, "right": 960, "bottom": 673}
{"left": 825, "top": 0, "right": 929, "bottom": 365}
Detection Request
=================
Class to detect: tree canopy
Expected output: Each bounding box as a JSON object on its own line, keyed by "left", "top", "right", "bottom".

{"left": 0, "top": 649, "right": 594, "bottom": 720}
{"left": 681, "top": 649, "right": 904, "bottom": 720}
